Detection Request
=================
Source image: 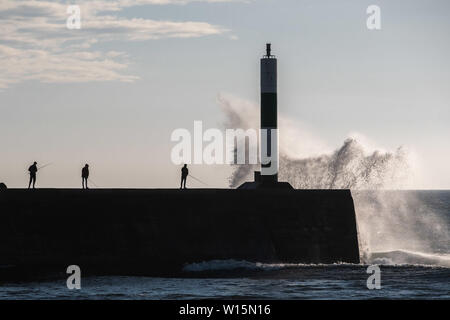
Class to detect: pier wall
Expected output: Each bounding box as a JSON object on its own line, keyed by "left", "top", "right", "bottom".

{"left": 0, "top": 189, "right": 360, "bottom": 277}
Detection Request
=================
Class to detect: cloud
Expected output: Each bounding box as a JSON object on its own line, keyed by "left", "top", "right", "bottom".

{"left": 0, "top": 0, "right": 236, "bottom": 89}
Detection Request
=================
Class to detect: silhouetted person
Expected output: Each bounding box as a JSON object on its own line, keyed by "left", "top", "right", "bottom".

{"left": 180, "top": 164, "right": 188, "bottom": 189}
{"left": 28, "top": 162, "right": 38, "bottom": 189}
{"left": 82, "top": 164, "right": 89, "bottom": 189}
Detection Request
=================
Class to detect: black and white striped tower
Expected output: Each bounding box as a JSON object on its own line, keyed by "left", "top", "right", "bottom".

{"left": 260, "top": 43, "right": 278, "bottom": 182}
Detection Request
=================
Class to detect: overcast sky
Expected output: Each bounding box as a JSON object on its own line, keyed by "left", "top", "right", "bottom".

{"left": 0, "top": 0, "right": 449, "bottom": 189}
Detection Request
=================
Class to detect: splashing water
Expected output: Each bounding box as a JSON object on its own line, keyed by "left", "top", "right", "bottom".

{"left": 279, "top": 141, "right": 410, "bottom": 190}
{"left": 218, "top": 93, "right": 449, "bottom": 267}
{"left": 218, "top": 93, "right": 411, "bottom": 190}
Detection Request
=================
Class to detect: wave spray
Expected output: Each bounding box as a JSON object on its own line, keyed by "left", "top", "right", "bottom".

{"left": 219, "top": 93, "right": 449, "bottom": 267}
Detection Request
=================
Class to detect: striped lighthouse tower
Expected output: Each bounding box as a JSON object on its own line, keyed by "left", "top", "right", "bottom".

{"left": 260, "top": 43, "right": 278, "bottom": 182}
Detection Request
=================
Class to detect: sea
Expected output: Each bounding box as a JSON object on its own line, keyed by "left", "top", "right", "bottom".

{"left": 0, "top": 190, "right": 448, "bottom": 300}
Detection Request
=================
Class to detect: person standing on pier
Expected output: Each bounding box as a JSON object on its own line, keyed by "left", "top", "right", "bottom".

{"left": 28, "top": 162, "right": 38, "bottom": 189}
{"left": 82, "top": 164, "right": 90, "bottom": 189}
{"left": 180, "top": 164, "right": 188, "bottom": 189}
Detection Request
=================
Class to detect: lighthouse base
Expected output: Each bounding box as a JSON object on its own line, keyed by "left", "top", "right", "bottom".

{"left": 237, "top": 171, "right": 293, "bottom": 189}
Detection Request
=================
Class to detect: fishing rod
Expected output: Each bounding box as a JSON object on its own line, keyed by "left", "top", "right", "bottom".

{"left": 37, "top": 163, "right": 53, "bottom": 170}
{"left": 188, "top": 174, "right": 210, "bottom": 187}
{"left": 87, "top": 178, "right": 101, "bottom": 188}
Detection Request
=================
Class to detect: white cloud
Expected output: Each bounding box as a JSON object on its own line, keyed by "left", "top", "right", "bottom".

{"left": 0, "top": 0, "right": 236, "bottom": 88}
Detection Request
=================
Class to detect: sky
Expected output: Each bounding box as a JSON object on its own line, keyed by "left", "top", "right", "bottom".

{"left": 0, "top": 0, "right": 449, "bottom": 189}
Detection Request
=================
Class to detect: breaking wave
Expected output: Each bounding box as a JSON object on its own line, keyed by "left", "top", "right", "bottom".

{"left": 218, "top": 93, "right": 410, "bottom": 189}
{"left": 218, "top": 94, "right": 449, "bottom": 268}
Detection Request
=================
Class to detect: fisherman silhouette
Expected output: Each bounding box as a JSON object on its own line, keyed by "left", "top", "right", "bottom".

{"left": 180, "top": 164, "right": 188, "bottom": 189}
{"left": 82, "top": 164, "right": 89, "bottom": 189}
{"left": 28, "top": 162, "right": 38, "bottom": 189}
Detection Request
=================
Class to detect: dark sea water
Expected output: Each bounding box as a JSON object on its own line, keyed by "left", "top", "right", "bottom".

{"left": 0, "top": 191, "right": 448, "bottom": 300}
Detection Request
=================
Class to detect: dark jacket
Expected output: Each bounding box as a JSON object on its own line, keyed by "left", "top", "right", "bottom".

{"left": 82, "top": 167, "right": 89, "bottom": 178}
{"left": 28, "top": 164, "right": 37, "bottom": 175}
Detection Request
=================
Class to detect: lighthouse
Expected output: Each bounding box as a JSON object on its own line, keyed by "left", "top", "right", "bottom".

{"left": 260, "top": 43, "right": 278, "bottom": 182}
{"left": 238, "top": 44, "right": 292, "bottom": 189}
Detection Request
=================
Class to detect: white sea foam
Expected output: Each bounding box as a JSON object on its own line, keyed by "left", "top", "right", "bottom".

{"left": 183, "top": 259, "right": 260, "bottom": 272}
{"left": 183, "top": 259, "right": 358, "bottom": 272}
{"left": 369, "top": 250, "right": 450, "bottom": 268}
{"left": 183, "top": 255, "right": 449, "bottom": 272}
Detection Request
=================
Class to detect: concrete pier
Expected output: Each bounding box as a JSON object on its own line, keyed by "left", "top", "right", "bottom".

{"left": 0, "top": 189, "right": 360, "bottom": 278}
